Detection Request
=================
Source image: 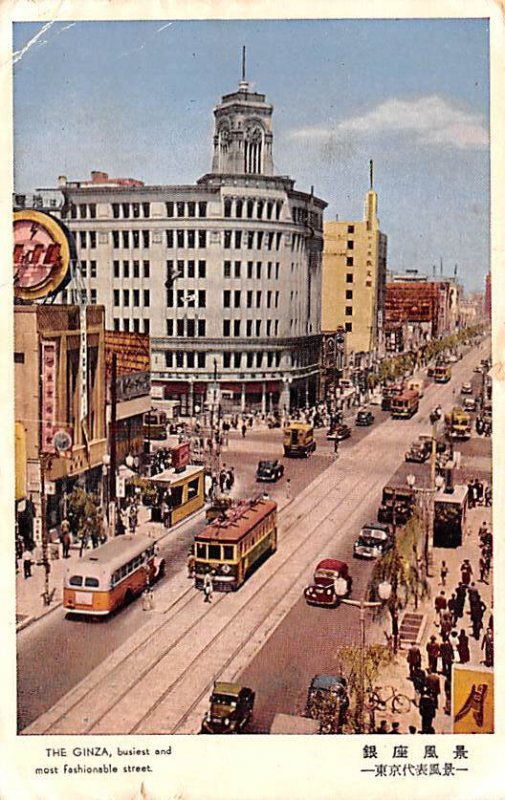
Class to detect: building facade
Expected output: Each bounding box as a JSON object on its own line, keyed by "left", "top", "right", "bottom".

{"left": 384, "top": 279, "right": 460, "bottom": 352}
{"left": 54, "top": 76, "right": 326, "bottom": 415}
{"left": 321, "top": 187, "right": 387, "bottom": 368}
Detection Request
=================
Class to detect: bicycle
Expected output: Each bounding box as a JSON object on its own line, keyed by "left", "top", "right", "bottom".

{"left": 366, "top": 685, "right": 412, "bottom": 715}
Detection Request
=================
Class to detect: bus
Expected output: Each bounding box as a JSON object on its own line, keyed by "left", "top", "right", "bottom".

{"left": 143, "top": 409, "right": 168, "bottom": 440}
{"left": 193, "top": 497, "right": 278, "bottom": 592}
{"left": 434, "top": 365, "right": 452, "bottom": 384}
{"left": 63, "top": 534, "right": 165, "bottom": 616}
{"left": 391, "top": 390, "right": 420, "bottom": 419}
{"left": 283, "top": 422, "right": 316, "bottom": 457}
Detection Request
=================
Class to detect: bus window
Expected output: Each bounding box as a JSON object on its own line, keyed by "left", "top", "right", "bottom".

{"left": 196, "top": 542, "right": 207, "bottom": 559}
{"left": 112, "top": 571, "right": 119, "bottom": 585}
{"left": 85, "top": 577, "right": 99, "bottom": 588}
{"left": 209, "top": 544, "right": 221, "bottom": 560}
{"left": 69, "top": 575, "right": 83, "bottom": 587}
{"left": 171, "top": 486, "right": 183, "bottom": 507}
{"left": 223, "top": 545, "right": 234, "bottom": 560}
{"left": 187, "top": 478, "right": 199, "bottom": 500}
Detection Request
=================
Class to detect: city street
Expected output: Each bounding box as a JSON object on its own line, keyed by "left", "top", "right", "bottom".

{"left": 19, "top": 340, "right": 490, "bottom": 735}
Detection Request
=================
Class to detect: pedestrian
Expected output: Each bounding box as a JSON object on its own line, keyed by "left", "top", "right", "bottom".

{"left": 419, "top": 692, "right": 437, "bottom": 734}
{"left": 391, "top": 722, "right": 401, "bottom": 734}
{"left": 22, "top": 546, "right": 33, "bottom": 579}
{"left": 227, "top": 467, "right": 235, "bottom": 492}
{"left": 460, "top": 559, "right": 473, "bottom": 586}
{"left": 478, "top": 555, "right": 489, "bottom": 584}
{"left": 407, "top": 643, "right": 422, "bottom": 678}
{"left": 447, "top": 593, "right": 457, "bottom": 626}
{"left": 439, "top": 560, "right": 449, "bottom": 587}
{"left": 203, "top": 571, "right": 213, "bottom": 603}
{"left": 375, "top": 720, "right": 389, "bottom": 734}
{"left": 187, "top": 549, "right": 196, "bottom": 579}
{"left": 142, "top": 589, "right": 150, "bottom": 611}
{"left": 148, "top": 587, "right": 155, "bottom": 610}
{"left": 457, "top": 629, "right": 470, "bottom": 664}
{"left": 425, "top": 670, "right": 441, "bottom": 709}
{"left": 481, "top": 627, "right": 493, "bottom": 667}
{"left": 439, "top": 637, "right": 454, "bottom": 677}
{"left": 412, "top": 665, "right": 427, "bottom": 698}
{"left": 454, "top": 582, "right": 467, "bottom": 619}
{"left": 439, "top": 608, "right": 453, "bottom": 640}
{"left": 470, "top": 598, "right": 486, "bottom": 640}
{"left": 408, "top": 725, "right": 418, "bottom": 734}
{"left": 285, "top": 477, "right": 292, "bottom": 500}
{"left": 476, "top": 480, "right": 484, "bottom": 505}
{"left": 333, "top": 438, "right": 339, "bottom": 456}
{"left": 426, "top": 635, "right": 440, "bottom": 674}
{"left": 241, "top": 423, "right": 247, "bottom": 439}
{"left": 434, "top": 590, "right": 447, "bottom": 617}
{"left": 444, "top": 675, "right": 452, "bottom": 716}
{"left": 91, "top": 529, "right": 99, "bottom": 549}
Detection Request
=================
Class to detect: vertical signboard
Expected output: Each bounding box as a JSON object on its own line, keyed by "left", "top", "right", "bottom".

{"left": 452, "top": 665, "right": 494, "bottom": 734}
{"left": 41, "top": 341, "right": 57, "bottom": 453}
{"left": 79, "top": 305, "right": 88, "bottom": 421}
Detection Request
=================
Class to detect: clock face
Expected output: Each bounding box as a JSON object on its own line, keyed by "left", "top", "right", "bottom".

{"left": 13, "top": 210, "right": 70, "bottom": 300}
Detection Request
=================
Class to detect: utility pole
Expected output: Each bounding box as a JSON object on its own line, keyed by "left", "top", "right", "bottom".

{"left": 109, "top": 353, "right": 117, "bottom": 507}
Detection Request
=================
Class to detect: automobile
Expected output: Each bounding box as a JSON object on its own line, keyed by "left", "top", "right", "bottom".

{"left": 463, "top": 397, "right": 477, "bottom": 412}
{"left": 405, "top": 441, "right": 430, "bottom": 463}
{"left": 256, "top": 459, "right": 284, "bottom": 482}
{"left": 378, "top": 486, "right": 416, "bottom": 526}
{"left": 369, "top": 394, "right": 383, "bottom": 406}
{"left": 461, "top": 382, "right": 473, "bottom": 395}
{"left": 447, "top": 354, "right": 458, "bottom": 363}
{"left": 356, "top": 410, "right": 374, "bottom": 426}
{"left": 326, "top": 423, "right": 352, "bottom": 441}
{"left": 306, "top": 675, "right": 350, "bottom": 733}
{"left": 201, "top": 681, "right": 255, "bottom": 734}
{"left": 304, "top": 559, "right": 352, "bottom": 608}
{"left": 353, "top": 523, "right": 394, "bottom": 560}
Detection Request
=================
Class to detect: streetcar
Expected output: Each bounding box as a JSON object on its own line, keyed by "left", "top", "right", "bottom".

{"left": 193, "top": 497, "right": 278, "bottom": 592}
{"left": 143, "top": 409, "right": 168, "bottom": 440}
{"left": 390, "top": 390, "right": 419, "bottom": 419}
{"left": 63, "top": 534, "right": 165, "bottom": 616}
{"left": 434, "top": 365, "right": 451, "bottom": 384}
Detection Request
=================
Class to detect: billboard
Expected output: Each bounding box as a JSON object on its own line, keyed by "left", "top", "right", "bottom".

{"left": 452, "top": 664, "right": 494, "bottom": 734}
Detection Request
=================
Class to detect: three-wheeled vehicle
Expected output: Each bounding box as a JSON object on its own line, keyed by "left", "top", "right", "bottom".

{"left": 200, "top": 681, "right": 255, "bottom": 734}
{"left": 283, "top": 422, "right": 316, "bottom": 458}
{"left": 304, "top": 559, "right": 352, "bottom": 608}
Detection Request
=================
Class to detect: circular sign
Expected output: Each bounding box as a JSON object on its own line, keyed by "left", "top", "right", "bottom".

{"left": 52, "top": 428, "right": 73, "bottom": 453}
{"left": 13, "top": 210, "right": 71, "bottom": 300}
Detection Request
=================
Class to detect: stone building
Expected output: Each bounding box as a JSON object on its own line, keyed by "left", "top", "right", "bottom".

{"left": 54, "top": 75, "right": 326, "bottom": 415}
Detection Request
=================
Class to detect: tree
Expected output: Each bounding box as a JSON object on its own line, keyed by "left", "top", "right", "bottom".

{"left": 336, "top": 644, "right": 395, "bottom": 733}
{"left": 67, "top": 487, "right": 104, "bottom": 545}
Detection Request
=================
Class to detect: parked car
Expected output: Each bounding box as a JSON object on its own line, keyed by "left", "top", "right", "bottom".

{"left": 461, "top": 382, "right": 473, "bottom": 395}
{"left": 201, "top": 681, "right": 255, "bottom": 734}
{"left": 306, "top": 675, "right": 350, "bottom": 733}
{"left": 463, "top": 397, "right": 477, "bottom": 412}
{"left": 326, "top": 423, "right": 352, "bottom": 441}
{"left": 405, "top": 441, "right": 430, "bottom": 463}
{"left": 304, "top": 559, "right": 352, "bottom": 608}
{"left": 356, "top": 410, "right": 374, "bottom": 426}
{"left": 353, "top": 523, "right": 394, "bottom": 560}
{"left": 256, "top": 459, "right": 284, "bottom": 482}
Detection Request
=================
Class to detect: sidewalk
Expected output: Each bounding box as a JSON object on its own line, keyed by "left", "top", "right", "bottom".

{"left": 366, "top": 502, "right": 493, "bottom": 734}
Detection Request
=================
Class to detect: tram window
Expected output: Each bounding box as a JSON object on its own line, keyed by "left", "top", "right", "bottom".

{"left": 69, "top": 575, "right": 83, "bottom": 587}
{"left": 112, "top": 571, "right": 119, "bottom": 585}
{"left": 187, "top": 478, "right": 199, "bottom": 500}
{"left": 209, "top": 544, "right": 221, "bottom": 560}
{"left": 196, "top": 543, "right": 207, "bottom": 559}
{"left": 85, "top": 577, "right": 99, "bottom": 588}
{"left": 171, "top": 486, "right": 183, "bottom": 507}
{"left": 223, "top": 545, "right": 234, "bottom": 560}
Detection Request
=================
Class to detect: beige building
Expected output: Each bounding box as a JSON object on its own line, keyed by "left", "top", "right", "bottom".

{"left": 321, "top": 187, "right": 387, "bottom": 366}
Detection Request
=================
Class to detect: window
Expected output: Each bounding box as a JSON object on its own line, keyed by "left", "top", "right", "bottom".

{"left": 345, "top": 322, "right": 353, "bottom": 332}
{"left": 14, "top": 352, "right": 25, "bottom": 364}
{"left": 90, "top": 289, "right": 97, "bottom": 303}
{"left": 348, "top": 225, "right": 355, "bottom": 234}
{"left": 113, "top": 289, "right": 120, "bottom": 306}
{"left": 346, "top": 257, "right": 354, "bottom": 266}
{"left": 247, "top": 290, "right": 253, "bottom": 308}
{"left": 197, "top": 320, "right": 206, "bottom": 337}
{"left": 166, "top": 319, "right": 174, "bottom": 335}
{"left": 132, "top": 203, "right": 140, "bottom": 218}
{"left": 267, "top": 291, "right": 272, "bottom": 308}
{"left": 143, "top": 260, "right": 150, "bottom": 278}
{"left": 143, "top": 290, "right": 150, "bottom": 307}
{"left": 166, "top": 230, "right": 174, "bottom": 247}
{"left": 133, "top": 289, "right": 140, "bottom": 307}
{"left": 130, "top": 229, "right": 138, "bottom": 248}
{"left": 223, "top": 545, "right": 234, "bottom": 561}
{"left": 140, "top": 202, "right": 149, "bottom": 218}
{"left": 113, "top": 260, "right": 120, "bottom": 278}
{"left": 198, "top": 260, "right": 206, "bottom": 278}
{"left": 267, "top": 351, "right": 274, "bottom": 367}
{"left": 234, "top": 320, "right": 241, "bottom": 336}
{"left": 165, "top": 352, "right": 173, "bottom": 367}
{"left": 197, "top": 353, "right": 205, "bottom": 368}
{"left": 246, "top": 352, "right": 254, "bottom": 367}
{"left": 143, "top": 319, "right": 150, "bottom": 335}
{"left": 345, "top": 306, "right": 353, "bottom": 316}
{"left": 223, "top": 290, "right": 231, "bottom": 308}
{"left": 177, "top": 319, "right": 184, "bottom": 336}
{"left": 113, "top": 318, "right": 120, "bottom": 331}
{"left": 234, "top": 290, "right": 241, "bottom": 308}
{"left": 187, "top": 201, "right": 195, "bottom": 218}
{"left": 142, "top": 230, "right": 150, "bottom": 248}
{"left": 267, "top": 232, "right": 274, "bottom": 250}
{"left": 256, "top": 200, "right": 264, "bottom": 219}
{"left": 89, "top": 231, "right": 96, "bottom": 248}
{"left": 223, "top": 320, "right": 231, "bottom": 337}
{"left": 347, "top": 240, "right": 354, "bottom": 250}
{"left": 187, "top": 319, "right": 195, "bottom": 337}
{"left": 247, "top": 261, "right": 253, "bottom": 279}
{"left": 81, "top": 260, "right": 87, "bottom": 277}
{"left": 123, "top": 290, "right": 130, "bottom": 306}
{"left": 266, "top": 320, "right": 272, "bottom": 336}
{"left": 122, "top": 231, "right": 129, "bottom": 248}
{"left": 198, "top": 202, "right": 207, "bottom": 217}
{"left": 198, "top": 231, "right": 206, "bottom": 248}
{"left": 69, "top": 575, "right": 83, "bottom": 587}
{"left": 234, "top": 260, "right": 241, "bottom": 278}
{"left": 79, "top": 204, "right": 87, "bottom": 219}
{"left": 198, "top": 290, "right": 206, "bottom": 308}
{"left": 247, "top": 199, "right": 254, "bottom": 218}
{"left": 266, "top": 201, "right": 273, "bottom": 220}
{"left": 177, "top": 259, "right": 184, "bottom": 278}
{"left": 275, "top": 262, "right": 280, "bottom": 280}
{"left": 187, "top": 260, "right": 195, "bottom": 278}
{"left": 133, "top": 260, "right": 139, "bottom": 278}
{"left": 256, "top": 352, "right": 263, "bottom": 367}
{"left": 79, "top": 231, "right": 86, "bottom": 248}
{"left": 256, "top": 290, "right": 262, "bottom": 307}
{"left": 176, "top": 352, "right": 183, "bottom": 368}
{"left": 177, "top": 202, "right": 185, "bottom": 217}
{"left": 234, "top": 352, "right": 241, "bottom": 368}
{"left": 246, "top": 320, "right": 253, "bottom": 336}
{"left": 133, "top": 318, "right": 140, "bottom": 332}
{"left": 234, "top": 230, "right": 242, "bottom": 248}
{"left": 255, "top": 320, "right": 261, "bottom": 337}
{"left": 123, "top": 260, "right": 129, "bottom": 278}
{"left": 224, "top": 231, "right": 232, "bottom": 249}
{"left": 267, "top": 262, "right": 272, "bottom": 279}
{"left": 346, "top": 290, "right": 353, "bottom": 300}
{"left": 276, "top": 232, "right": 282, "bottom": 250}
{"left": 112, "top": 203, "right": 120, "bottom": 219}
{"left": 224, "top": 260, "right": 231, "bottom": 278}
{"left": 187, "top": 352, "right": 194, "bottom": 368}
{"left": 196, "top": 542, "right": 207, "bottom": 559}
{"left": 346, "top": 273, "right": 353, "bottom": 283}
{"left": 247, "top": 231, "right": 254, "bottom": 249}
{"left": 176, "top": 289, "right": 184, "bottom": 307}
{"left": 166, "top": 289, "right": 174, "bottom": 307}
{"left": 223, "top": 352, "right": 231, "bottom": 368}
{"left": 187, "top": 230, "right": 195, "bottom": 249}
{"left": 90, "top": 260, "right": 97, "bottom": 278}
{"left": 122, "top": 203, "right": 130, "bottom": 219}
{"left": 166, "top": 202, "right": 174, "bottom": 217}
{"left": 224, "top": 199, "right": 232, "bottom": 217}
{"left": 123, "top": 319, "right": 130, "bottom": 332}
{"left": 275, "top": 291, "right": 280, "bottom": 308}
{"left": 256, "top": 261, "right": 262, "bottom": 279}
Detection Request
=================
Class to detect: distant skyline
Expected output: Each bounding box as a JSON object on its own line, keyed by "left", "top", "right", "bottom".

{"left": 13, "top": 18, "right": 489, "bottom": 292}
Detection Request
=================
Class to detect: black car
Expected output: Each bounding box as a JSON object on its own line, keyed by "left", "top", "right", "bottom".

{"left": 201, "top": 682, "right": 255, "bottom": 734}
{"left": 356, "top": 410, "right": 374, "bottom": 426}
{"left": 326, "top": 423, "right": 352, "bottom": 441}
{"left": 353, "top": 523, "right": 394, "bottom": 559}
{"left": 256, "top": 459, "right": 284, "bottom": 482}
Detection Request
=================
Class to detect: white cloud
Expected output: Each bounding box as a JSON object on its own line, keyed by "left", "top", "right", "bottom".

{"left": 287, "top": 95, "right": 488, "bottom": 150}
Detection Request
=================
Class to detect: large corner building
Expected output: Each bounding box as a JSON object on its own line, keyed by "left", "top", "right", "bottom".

{"left": 56, "top": 75, "right": 327, "bottom": 414}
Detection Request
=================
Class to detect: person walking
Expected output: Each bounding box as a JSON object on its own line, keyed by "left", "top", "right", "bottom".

{"left": 22, "top": 546, "right": 33, "bottom": 579}
{"left": 470, "top": 597, "right": 486, "bottom": 640}
{"left": 439, "top": 561, "right": 449, "bottom": 587}
{"left": 454, "top": 582, "right": 467, "bottom": 620}
{"left": 478, "top": 555, "right": 489, "bottom": 584}
{"left": 203, "top": 571, "right": 213, "bottom": 603}
{"left": 425, "top": 670, "right": 441, "bottom": 709}
{"left": 419, "top": 692, "right": 437, "bottom": 734}
{"left": 407, "top": 643, "right": 422, "bottom": 679}
{"left": 412, "top": 665, "right": 427, "bottom": 699}
{"left": 285, "top": 478, "right": 292, "bottom": 500}
{"left": 460, "top": 559, "right": 473, "bottom": 586}
{"left": 241, "top": 423, "right": 247, "bottom": 439}
{"left": 457, "top": 629, "right": 470, "bottom": 664}
{"left": 481, "top": 627, "right": 493, "bottom": 667}
{"left": 439, "top": 637, "right": 454, "bottom": 678}
{"left": 434, "top": 590, "right": 447, "bottom": 618}
{"left": 426, "top": 635, "right": 440, "bottom": 674}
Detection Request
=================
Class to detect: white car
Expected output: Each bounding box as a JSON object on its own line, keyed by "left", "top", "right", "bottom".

{"left": 463, "top": 397, "right": 477, "bottom": 412}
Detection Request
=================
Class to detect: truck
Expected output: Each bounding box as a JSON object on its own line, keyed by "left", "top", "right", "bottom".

{"left": 445, "top": 407, "right": 471, "bottom": 440}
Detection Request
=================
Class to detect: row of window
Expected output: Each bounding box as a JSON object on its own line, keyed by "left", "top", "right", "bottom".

{"left": 165, "top": 352, "right": 206, "bottom": 369}
{"left": 222, "top": 319, "right": 280, "bottom": 338}
{"left": 166, "top": 289, "right": 207, "bottom": 308}
{"left": 223, "top": 229, "right": 283, "bottom": 251}
{"left": 111, "top": 547, "right": 155, "bottom": 586}
{"left": 164, "top": 351, "right": 281, "bottom": 370}
{"left": 223, "top": 197, "right": 282, "bottom": 221}
{"left": 292, "top": 207, "right": 323, "bottom": 231}
{"left": 112, "top": 230, "right": 151, "bottom": 249}
{"left": 112, "top": 202, "right": 151, "bottom": 219}
{"left": 166, "top": 259, "right": 206, "bottom": 280}
{"left": 113, "top": 289, "right": 150, "bottom": 307}
{"left": 80, "top": 260, "right": 97, "bottom": 278}
{"left": 167, "top": 318, "right": 206, "bottom": 337}
{"left": 113, "top": 259, "right": 151, "bottom": 278}
{"left": 166, "top": 201, "right": 207, "bottom": 218}
{"left": 195, "top": 542, "right": 235, "bottom": 561}
{"left": 113, "top": 318, "right": 150, "bottom": 333}
{"left": 70, "top": 204, "right": 97, "bottom": 220}
{"left": 166, "top": 229, "right": 207, "bottom": 249}
{"left": 223, "top": 289, "right": 280, "bottom": 309}
{"left": 223, "top": 260, "right": 280, "bottom": 280}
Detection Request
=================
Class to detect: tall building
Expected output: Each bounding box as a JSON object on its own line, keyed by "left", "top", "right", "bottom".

{"left": 52, "top": 73, "right": 326, "bottom": 415}
{"left": 384, "top": 279, "right": 460, "bottom": 353}
{"left": 321, "top": 174, "right": 387, "bottom": 367}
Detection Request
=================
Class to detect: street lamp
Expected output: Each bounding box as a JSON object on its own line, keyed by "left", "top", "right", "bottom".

{"left": 334, "top": 579, "right": 392, "bottom": 733}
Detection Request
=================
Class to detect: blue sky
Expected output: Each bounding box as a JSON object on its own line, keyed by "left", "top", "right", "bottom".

{"left": 13, "top": 18, "right": 489, "bottom": 292}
